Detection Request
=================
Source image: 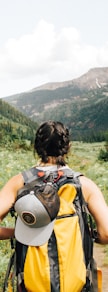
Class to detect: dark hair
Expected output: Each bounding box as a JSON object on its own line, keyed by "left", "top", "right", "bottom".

{"left": 34, "top": 121, "right": 70, "bottom": 166}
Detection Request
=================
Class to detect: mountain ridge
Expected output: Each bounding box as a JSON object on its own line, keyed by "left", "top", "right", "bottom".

{"left": 2, "top": 67, "right": 108, "bottom": 141}
{"left": 30, "top": 67, "right": 108, "bottom": 91}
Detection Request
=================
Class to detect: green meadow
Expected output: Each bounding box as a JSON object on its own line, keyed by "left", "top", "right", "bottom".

{"left": 0, "top": 142, "right": 108, "bottom": 289}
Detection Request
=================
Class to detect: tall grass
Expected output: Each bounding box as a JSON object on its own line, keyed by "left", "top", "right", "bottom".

{"left": 0, "top": 142, "right": 108, "bottom": 289}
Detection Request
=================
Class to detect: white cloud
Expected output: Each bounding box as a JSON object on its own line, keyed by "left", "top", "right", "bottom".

{"left": 0, "top": 19, "right": 108, "bottom": 97}
{"left": 0, "top": 20, "right": 55, "bottom": 78}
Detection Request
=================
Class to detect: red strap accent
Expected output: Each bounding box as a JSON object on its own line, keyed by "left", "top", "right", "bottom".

{"left": 54, "top": 170, "right": 64, "bottom": 182}
{"left": 38, "top": 169, "right": 64, "bottom": 181}
{"left": 58, "top": 170, "right": 64, "bottom": 177}
{"left": 37, "top": 171, "right": 45, "bottom": 177}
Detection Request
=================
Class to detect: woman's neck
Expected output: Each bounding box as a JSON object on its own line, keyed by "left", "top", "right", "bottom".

{"left": 38, "top": 156, "right": 57, "bottom": 166}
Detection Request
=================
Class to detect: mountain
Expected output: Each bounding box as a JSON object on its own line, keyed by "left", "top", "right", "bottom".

{"left": 0, "top": 99, "right": 38, "bottom": 146}
{"left": 31, "top": 67, "right": 108, "bottom": 91}
{"left": 2, "top": 67, "right": 108, "bottom": 141}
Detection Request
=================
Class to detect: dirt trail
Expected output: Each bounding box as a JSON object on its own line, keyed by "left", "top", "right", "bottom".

{"left": 94, "top": 243, "right": 108, "bottom": 291}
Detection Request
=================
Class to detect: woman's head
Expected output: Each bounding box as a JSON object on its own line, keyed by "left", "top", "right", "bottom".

{"left": 34, "top": 121, "right": 70, "bottom": 166}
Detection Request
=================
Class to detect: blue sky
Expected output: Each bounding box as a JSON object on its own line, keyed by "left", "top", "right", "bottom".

{"left": 0, "top": 0, "right": 108, "bottom": 97}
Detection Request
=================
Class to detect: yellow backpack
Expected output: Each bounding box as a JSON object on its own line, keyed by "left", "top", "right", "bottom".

{"left": 3, "top": 167, "right": 100, "bottom": 292}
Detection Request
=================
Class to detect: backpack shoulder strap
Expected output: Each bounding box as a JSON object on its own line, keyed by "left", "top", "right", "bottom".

{"left": 22, "top": 166, "right": 58, "bottom": 184}
{"left": 54, "top": 167, "right": 83, "bottom": 193}
{"left": 21, "top": 166, "right": 83, "bottom": 191}
{"left": 22, "top": 167, "right": 42, "bottom": 184}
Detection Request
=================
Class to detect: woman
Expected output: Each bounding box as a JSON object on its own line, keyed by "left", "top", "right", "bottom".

{"left": 0, "top": 120, "right": 108, "bottom": 242}
{"left": 0, "top": 120, "right": 108, "bottom": 291}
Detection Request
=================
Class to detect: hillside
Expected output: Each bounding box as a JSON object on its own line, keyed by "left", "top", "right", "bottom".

{"left": 0, "top": 99, "right": 38, "bottom": 146}
{"left": 2, "top": 67, "right": 108, "bottom": 141}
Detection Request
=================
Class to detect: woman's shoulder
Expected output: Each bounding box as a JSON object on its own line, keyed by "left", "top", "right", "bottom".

{"left": 79, "top": 175, "right": 104, "bottom": 203}
{"left": 1, "top": 172, "right": 24, "bottom": 196}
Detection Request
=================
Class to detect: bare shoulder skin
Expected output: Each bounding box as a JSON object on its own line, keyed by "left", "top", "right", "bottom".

{"left": 0, "top": 173, "right": 24, "bottom": 221}
{"left": 80, "top": 175, "right": 108, "bottom": 244}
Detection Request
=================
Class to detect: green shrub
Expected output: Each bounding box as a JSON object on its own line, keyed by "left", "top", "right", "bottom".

{"left": 98, "top": 148, "right": 108, "bottom": 161}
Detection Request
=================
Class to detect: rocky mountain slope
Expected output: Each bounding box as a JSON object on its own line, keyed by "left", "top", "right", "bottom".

{"left": 3, "top": 67, "right": 108, "bottom": 141}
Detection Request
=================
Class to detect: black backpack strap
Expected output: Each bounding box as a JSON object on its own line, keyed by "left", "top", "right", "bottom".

{"left": 3, "top": 250, "right": 16, "bottom": 292}
{"left": 16, "top": 241, "right": 28, "bottom": 292}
